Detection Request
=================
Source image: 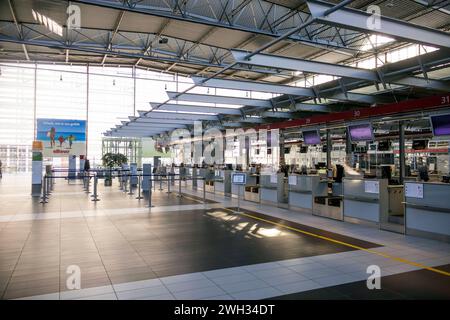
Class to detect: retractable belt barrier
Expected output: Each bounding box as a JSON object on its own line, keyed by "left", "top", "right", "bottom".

{"left": 41, "top": 171, "right": 207, "bottom": 208}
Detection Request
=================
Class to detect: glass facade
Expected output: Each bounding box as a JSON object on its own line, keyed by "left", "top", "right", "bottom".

{"left": 0, "top": 63, "right": 194, "bottom": 171}
{"left": 0, "top": 63, "right": 274, "bottom": 172}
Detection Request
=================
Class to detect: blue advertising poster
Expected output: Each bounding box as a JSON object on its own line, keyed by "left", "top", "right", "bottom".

{"left": 36, "top": 118, "right": 86, "bottom": 157}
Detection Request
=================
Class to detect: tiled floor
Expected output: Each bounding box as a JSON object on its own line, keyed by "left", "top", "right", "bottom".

{"left": 1, "top": 174, "right": 449, "bottom": 300}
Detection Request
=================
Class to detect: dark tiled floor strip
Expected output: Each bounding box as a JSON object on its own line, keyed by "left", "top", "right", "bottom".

{"left": 1, "top": 206, "right": 375, "bottom": 299}
{"left": 226, "top": 207, "right": 382, "bottom": 249}
{"left": 268, "top": 264, "right": 450, "bottom": 300}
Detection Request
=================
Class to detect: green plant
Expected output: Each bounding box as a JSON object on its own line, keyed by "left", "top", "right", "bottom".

{"left": 102, "top": 153, "right": 128, "bottom": 168}
{"left": 102, "top": 153, "right": 128, "bottom": 184}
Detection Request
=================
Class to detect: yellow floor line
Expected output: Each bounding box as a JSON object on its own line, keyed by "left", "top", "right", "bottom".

{"left": 222, "top": 208, "right": 450, "bottom": 277}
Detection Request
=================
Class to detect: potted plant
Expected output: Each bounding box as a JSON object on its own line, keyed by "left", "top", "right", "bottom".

{"left": 102, "top": 152, "right": 128, "bottom": 186}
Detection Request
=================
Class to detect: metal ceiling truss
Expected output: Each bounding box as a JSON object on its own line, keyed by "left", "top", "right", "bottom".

{"left": 72, "top": 0, "right": 369, "bottom": 54}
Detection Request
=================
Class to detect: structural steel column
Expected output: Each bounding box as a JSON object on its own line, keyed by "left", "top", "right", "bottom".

{"left": 326, "top": 129, "right": 332, "bottom": 169}
{"left": 399, "top": 121, "right": 405, "bottom": 184}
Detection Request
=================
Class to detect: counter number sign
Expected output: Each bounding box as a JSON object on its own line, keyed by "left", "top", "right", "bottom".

{"left": 232, "top": 173, "right": 246, "bottom": 185}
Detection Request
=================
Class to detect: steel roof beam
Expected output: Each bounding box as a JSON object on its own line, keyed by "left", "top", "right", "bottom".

{"left": 149, "top": 103, "right": 242, "bottom": 115}
{"left": 166, "top": 91, "right": 272, "bottom": 108}
{"left": 120, "top": 121, "right": 186, "bottom": 128}
{"left": 191, "top": 76, "right": 314, "bottom": 96}
{"left": 137, "top": 110, "right": 218, "bottom": 121}
{"left": 232, "top": 49, "right": 379, "bottom": 81}
{"left": 306, "top": 0, "right": 450, "bottom": 49}
{"left": 130, "top": 117, "right": 195, "bottom": 125}
{"left": 391, "top": 76, "right": 450, "bottom": 91}
{"left": 294, "top": 103, "right": 333, "bottom": 112}
{"left": 260, "top": 111, "right": 294, "bottom": 119}
{"left": 233, "top": 49, "right": 450, "bottom": 93}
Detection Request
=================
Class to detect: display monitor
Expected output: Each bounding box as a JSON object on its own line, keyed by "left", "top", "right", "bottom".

{"left": 412, "top": 140, "right": 428, "bottom": 150}
{"left": 430, "top": 114, "right": 450, "bottom": 136}
{"left": 232, "top": 173, "right": 246, "bottom": 185}
{"left": 377, "top": 140, "right": 391, "bottom": 151}
{"left": 302, "top": 130, "right": 321, "bottom": 145}
{"left": 348, "top": 123, "right": 374, "bottom": 142}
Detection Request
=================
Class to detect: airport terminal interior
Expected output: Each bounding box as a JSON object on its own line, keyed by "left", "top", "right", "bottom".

{"left": 0, "top": 0, "right": 449, "bottom": 302}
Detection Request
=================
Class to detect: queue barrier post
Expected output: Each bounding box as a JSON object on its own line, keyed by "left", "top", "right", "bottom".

{"left": 40, "top": 175, "right": 48, "bottom": 204}
{"left": 91, "top": 175, "right": 100, "bottom": 202}
{"left": 128, "top": 173, "right": 134, "bottom": 195}
{"left": 136, "top": 174, "right": 143, "bottom": 200}
{"left": 203, "top": 179, "right": 206, "bottom": 204}
{"left": 148, "top": 175, "right": 154, "bottom": 208}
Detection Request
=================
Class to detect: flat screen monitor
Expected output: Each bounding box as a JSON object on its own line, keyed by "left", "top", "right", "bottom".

{"left": 378, "top": 140, "right": 391, "bottom": 151}
{"left": 232, "top": 173, "right": 246, "bottom": 185}
{"left": 348, "top": 123, "right": 374, "bottom": 142}
{"left": 430, "top": 114, "right": 450, "bottom": 136}
{"left": 302, "top": 130, "right": 321, "bottom": 145}
{"left": 412, "top": 140, "right": 428, "bottom": 150}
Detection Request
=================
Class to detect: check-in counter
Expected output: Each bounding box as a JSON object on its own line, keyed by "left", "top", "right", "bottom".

{"left": 201, "top": 168, "right": 215, "bottom": 193}
{"left": 214, "top": 170, "right": 231, "bottom": 196}
{"left": 189, "top": 167, "right": 198, "bottom": 189}
{"left": 342, "top": 178, "right": 389, "bottom": 225}
{"left": 244, "top": 174, "right": 260, "bottom": 203}
{"left": 231, "top": 172, "right": 260, "bottom": 202}
{"left": 404, "top": 182, "right": 450, "bottom": 242}
{"left": 288, "top": 175, "right": 321, "bottom": 212}
{"left": 313, "top": 180, "right": 343, "bottom": 221}
{"left": 260, "top": 173, "right": 288, "bottom": 208}
{"left": 195, "top": 168, "right": 207, "bottom": 190}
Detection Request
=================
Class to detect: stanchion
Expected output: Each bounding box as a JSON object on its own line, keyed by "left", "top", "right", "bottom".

{"left": 167, "top": 176, "right": 171, "bottom": 195}
{"left": 178, "top": 177, "right": 182, "bottom": 198}
{"left": 123, "top": 174, "right": 128, "bottom": 193}
{"left": 148, "top": 176, "right": 154, "bottom": 208}
{"left": 91, "top": 175, "right": 100, "bottom": 202}
{"left": 237, "top": 185, "right": 241, "bottom": 213}
{"left": 85, "top": 173, "right": 90, "bottom": 193}
{"left": 47, "top": 175, "right": 51, "bottom": 196}
{"left": 128, "top": 174, "right": 134, "bottom": 195}
{"left": 135, "top": 174, "right": 143, "bottom": 200}
{"left": 203, "top": 179, "right": 206, "bottom": 204}
{"left": 40, "top": 175, "right": 48, "bottom": 204}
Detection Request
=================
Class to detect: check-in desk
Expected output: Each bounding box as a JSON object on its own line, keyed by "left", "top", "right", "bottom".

{"left": 288, "top": 175, "right": 320, "bottom": 213}
{"left": 231, "top": 172, "right": 260, "bottom": 202}
{"left": 342, "top": 178, "right": 389, "bottom": 226}
{"left": 260, "top": 173, "right": 288, "bottom": 208}
{"left": 214, "top": 170, "right": 231, "bottom": 196}
{"left": 188, "top": 167, "right": 197, "bottom": 189}
{"left": 201, "top": 168, "right": 215, "bottom": 193}
{"left": 313, "top": 180, "right": 343, "bottom": 221}
{"left": 404, "top": 182, "right": 450, "bottom": 242}
{"left": 196, "top": 168, "right": 207, "bottom": 190}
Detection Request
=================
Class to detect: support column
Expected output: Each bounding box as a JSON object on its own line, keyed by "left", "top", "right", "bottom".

{"left": 86, "top": 65, "right": 89, "bottom": 157}
{"left": 33, "top": 63, "right": 37, "bottom": 139}
{"left": 346, "top": 128, "right": 353, "bottom": 167}
{"left": 399, "top": 120, "right": 406, "bottom": 184}
{"left": 326, "top": 129, "right": 332, "bottom": 169}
